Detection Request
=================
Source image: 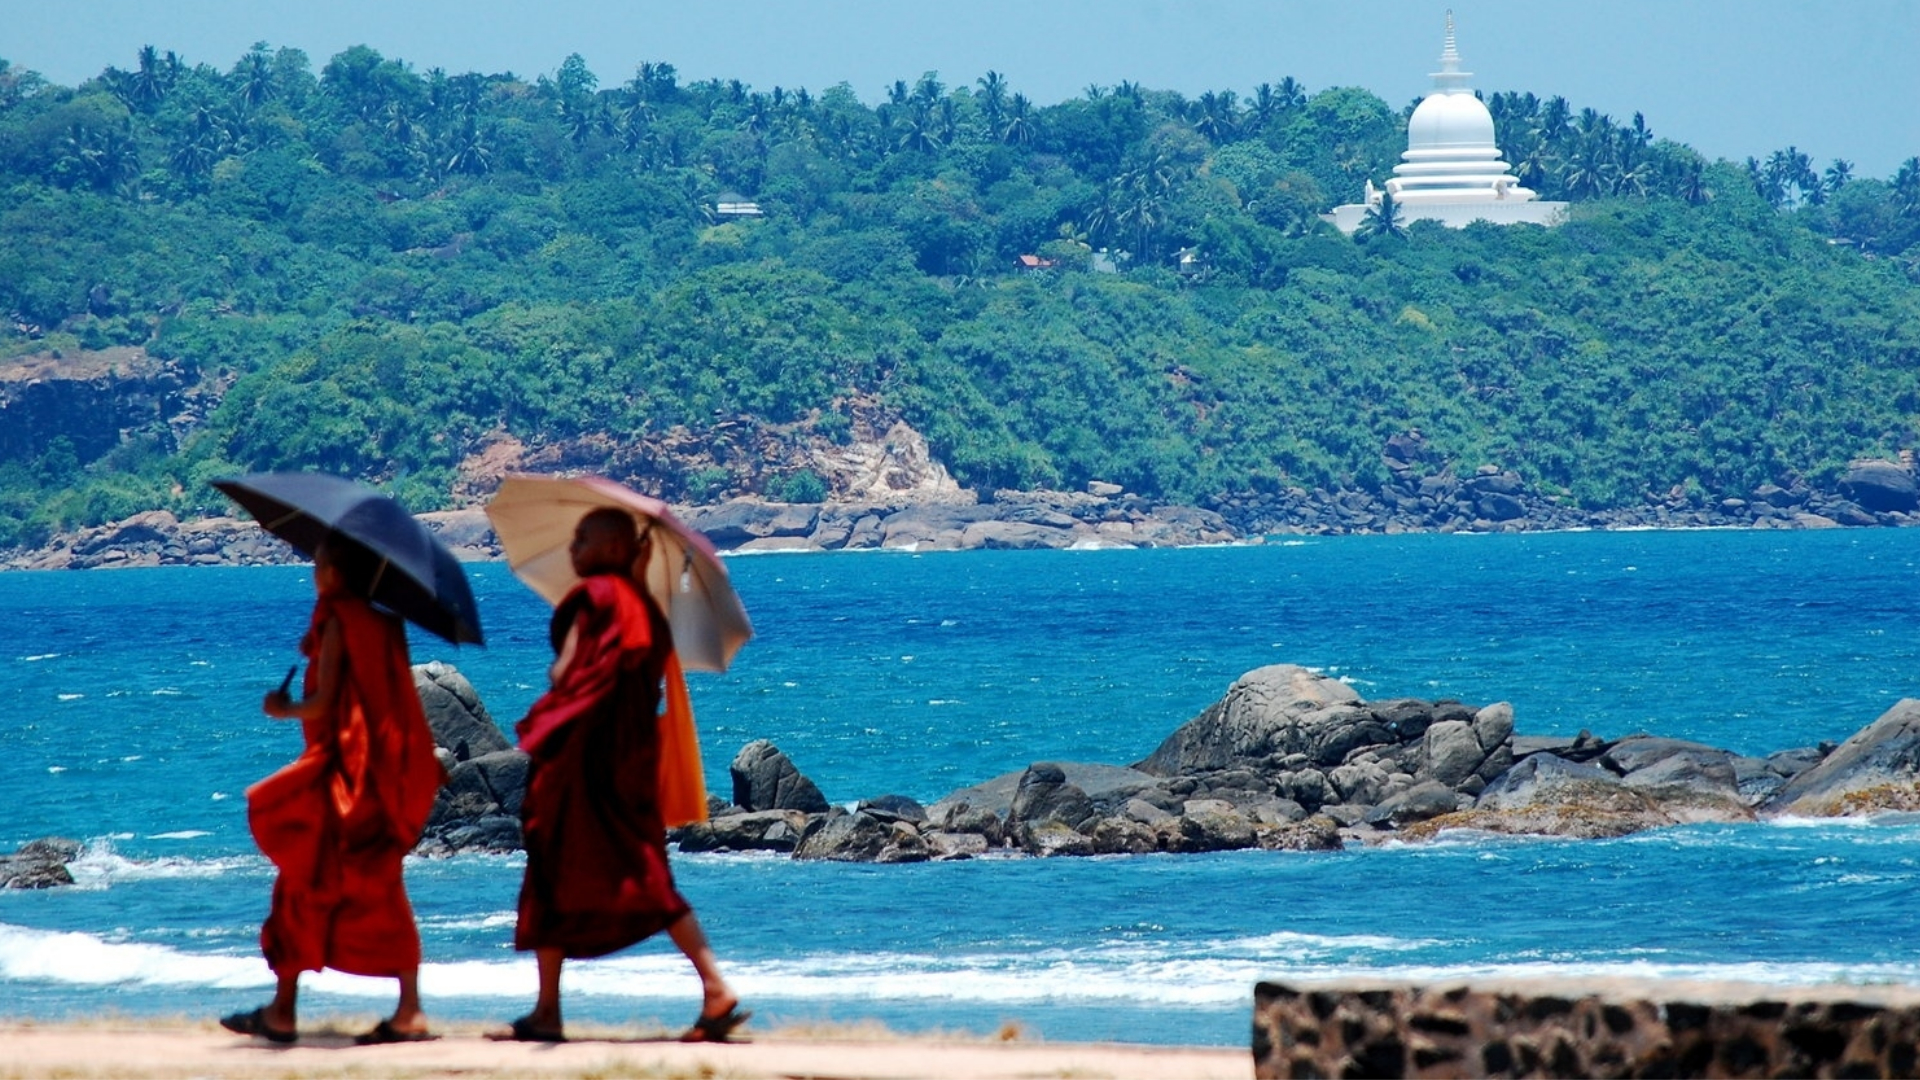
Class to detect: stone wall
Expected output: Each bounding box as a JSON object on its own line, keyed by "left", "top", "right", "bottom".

{"left": 1253, "top": 977, "right": 1920, "bottom": 1079}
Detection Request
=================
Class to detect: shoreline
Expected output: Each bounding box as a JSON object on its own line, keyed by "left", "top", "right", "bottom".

{"left": 0, "top": 1019, "right": 1248, "bottom": 1080}
{"left": 3, "top": 480, "right": 1915, "bottom": 573}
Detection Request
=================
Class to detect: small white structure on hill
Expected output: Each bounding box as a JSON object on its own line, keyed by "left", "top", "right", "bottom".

{"left": 1326, "top": 13, "right": 1566, "bottom": 234}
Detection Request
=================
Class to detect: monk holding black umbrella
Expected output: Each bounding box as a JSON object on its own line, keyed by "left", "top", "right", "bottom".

{"left": 211, "top": 473, "right": 482, "bottom": 1045}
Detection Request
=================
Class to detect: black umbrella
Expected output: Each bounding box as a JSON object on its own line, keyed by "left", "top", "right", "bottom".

{"left": 212, "top": 472, "right": 484, "bottom": 645}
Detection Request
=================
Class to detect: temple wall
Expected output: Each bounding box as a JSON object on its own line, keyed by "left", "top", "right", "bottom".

{"left": 1253, "top": 977, "right": 1920, "bottom": 1079}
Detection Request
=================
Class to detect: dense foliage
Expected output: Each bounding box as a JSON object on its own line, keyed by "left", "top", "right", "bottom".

{"left": 0, "top": 45, "right": 1917, "bottom": 545}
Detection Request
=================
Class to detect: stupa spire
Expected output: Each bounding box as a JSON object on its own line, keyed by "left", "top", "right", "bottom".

{"left": 1430, "top": 11, "right": 1473, "bottom": 92}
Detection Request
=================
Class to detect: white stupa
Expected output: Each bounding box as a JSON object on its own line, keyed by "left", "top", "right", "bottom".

{"left": 1326, "top": 13, "right": 1567, "bottom": 233}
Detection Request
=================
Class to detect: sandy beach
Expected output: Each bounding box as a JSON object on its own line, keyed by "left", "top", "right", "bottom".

{"left": 0, "top": 1020, "right": 1248, "bottom": 1080}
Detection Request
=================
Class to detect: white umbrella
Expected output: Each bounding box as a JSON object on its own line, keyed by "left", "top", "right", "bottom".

{"left": 484, "top": 475, "right": 752, "bottom": 672}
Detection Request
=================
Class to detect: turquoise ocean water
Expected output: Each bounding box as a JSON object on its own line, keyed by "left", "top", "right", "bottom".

{"left": 6, "top": 529, "right": 1920, "bottom": 1045}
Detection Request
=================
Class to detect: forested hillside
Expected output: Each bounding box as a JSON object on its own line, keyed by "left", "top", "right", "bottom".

{"left": 1, "top": 45, "right": 1917, "bottom": 547}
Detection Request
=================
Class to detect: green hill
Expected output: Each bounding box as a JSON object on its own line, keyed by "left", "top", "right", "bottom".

{"left": 0, "top": 45, "right": 1917, "bottom": 546}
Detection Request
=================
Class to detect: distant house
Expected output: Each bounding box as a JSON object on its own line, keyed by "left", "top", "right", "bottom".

{"left": 1174, "top": 247, "right": 1205, "bottom": 277}
{"left": 713, "top": 193, "right": 765, "bottom": 219}
{"left": 1016, "top": 254, "right": 1056, "bottom": 270}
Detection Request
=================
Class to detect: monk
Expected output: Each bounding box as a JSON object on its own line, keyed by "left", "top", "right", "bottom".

{"left": 500, "top": 507, "right": 745, "bottom": 1043}
{"left": 220, "top": 536, "right": 447, "bottom": 1045}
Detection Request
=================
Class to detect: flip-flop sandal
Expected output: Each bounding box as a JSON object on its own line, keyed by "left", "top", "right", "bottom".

{"left": 354, "top": 1019, "right": 440, "bottom": 1045}
{"left": 219, "top": 1006, "right": 297, "bottom": 1044}
{"left": 487, "top": 1015, "right": 565, "bottom": 1043}
{"left": 680, "top": 1005, "right": 751, "bottom": 1043}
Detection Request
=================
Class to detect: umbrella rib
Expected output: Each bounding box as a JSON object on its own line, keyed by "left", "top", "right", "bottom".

{"left": 263, "top": 508, "right": 307, "bottom": 532}
{"left": 369, "top": 557, "right": 389, "bottom": 597}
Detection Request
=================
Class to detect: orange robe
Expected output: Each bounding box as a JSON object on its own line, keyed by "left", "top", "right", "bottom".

{"left": 247, "top": 589, "right": 446, "bottom": 978}
{"left": 514, "top": 573, "right": 698, "bottom": 959}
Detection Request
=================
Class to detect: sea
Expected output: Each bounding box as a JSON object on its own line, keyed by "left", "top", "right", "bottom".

{"left": 7, "top": 528, "right": 1920, "bottom": 1046}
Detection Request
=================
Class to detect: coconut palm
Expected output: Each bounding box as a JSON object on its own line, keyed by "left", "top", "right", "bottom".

{"left": 1354, "top": 187, "right": 1406, "bottom": 241}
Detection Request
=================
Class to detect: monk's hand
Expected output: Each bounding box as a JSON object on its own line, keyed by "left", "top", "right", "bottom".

{"left": 262, "top": 690, "right": 293, "bottom": 718}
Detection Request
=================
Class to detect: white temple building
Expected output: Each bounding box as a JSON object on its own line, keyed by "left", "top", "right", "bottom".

{"left": 1326, "top": 14, "right": 1567, "bottom": 234}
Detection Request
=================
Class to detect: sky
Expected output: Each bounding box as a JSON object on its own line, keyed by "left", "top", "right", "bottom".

{"left": 3, "top": 0, "right": 1916, "bottom": 178}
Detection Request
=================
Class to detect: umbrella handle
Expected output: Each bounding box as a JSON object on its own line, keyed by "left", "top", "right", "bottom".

{"left": 276, "top": 665, "right": 298, "bottom": 697}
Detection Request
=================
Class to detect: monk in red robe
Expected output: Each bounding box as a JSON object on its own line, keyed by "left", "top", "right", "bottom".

{"left": 221, "top": 536, "right": 447, "bottom": 1045}
{"left": 501, "top": 507, "right": 745, "bottom": 1043}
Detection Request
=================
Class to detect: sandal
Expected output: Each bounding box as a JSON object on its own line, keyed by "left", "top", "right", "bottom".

{"left": 354, "top": 1019, "right": 440, "bottom": 1045}
{"left": 680, "top": 1004, "right": 751, "bottom": 1043}
{"left": 219, "top": 1006, "right": 297, "bottom": 1044}
{"left": 487, "top": 1015, "right": 565, "bottom": 1043}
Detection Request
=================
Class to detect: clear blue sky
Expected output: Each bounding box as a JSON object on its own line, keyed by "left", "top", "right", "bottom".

{"left": 3, "top": 0, "right": 1915, "bottom": 178}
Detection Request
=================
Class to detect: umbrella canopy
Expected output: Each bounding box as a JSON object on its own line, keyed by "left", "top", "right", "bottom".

{"left": 484, "top": 474, "right": 752, "bottom": 673}
{"left": 212, "top": 472, "right": 485, "bottom": 646}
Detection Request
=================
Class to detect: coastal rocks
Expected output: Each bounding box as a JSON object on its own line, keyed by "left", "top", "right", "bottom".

{"left": 1253, "top": 978, "right": 1920, "bottom": 1080}
{"left": 731, "top": 740, "right": 831, "bottom": 813}
{"left": 0, "top": 838, "right": 82, "bottom": 889}
{"left": 676, "top": 809, "right": 811, "bottom": 854}
{"left": 413, "top": 662, "right": 527, "bottom": 856}
{"left": 1762, "top": 699, "right": 1920, "bottom": 816}
{"left": 1840, "top": 459, "right": 1920, "bottom": 513}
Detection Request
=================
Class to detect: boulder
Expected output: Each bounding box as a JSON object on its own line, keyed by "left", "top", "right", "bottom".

{"left": 1170, "top": 802, "right": 1259, "bottom": 852}
{"left": 731, "top": 740, "right": 831, "bottom": 813}
{"left": 0, "top": 838, "right": 81, "bottom": 889}
{"left": 1089, "top": 817, "right": 1161, "bottom": 855}
{"left": 1134, "top": 665, "right": 1363, "bottom": 776}
{"left": 926, "top": 831, "right": 991, "bottom": 860}
{"left": 675, "top": 809, "right": 811, "bottom": 853}
{"left": 1399, "top": 754, "right": 1677, "bottom": 841}
{"left": 1006, "top": 763, "right": 1095, "bottom": 831}
{"left": 1762, "top": 699, "right": 1920, "bottom": 816}
{"left": 1018, "top": 820, "right": 1096, "bottom": 857}
{"left": 793, "top": 809, "right": 894, "bottom": 861}
{"left": 1422, "top": 720, "right": 1486, "bottom": 787}
{"left": 1256, "top": 816, "right": 1344, "bottom": 852}
{"left": 857, "top": 794, "right": 927, "bottom": 825}
{"left": 926, "top": 762, "right": 1155, "bottom": 822}
{"left": 959, "top": 520, "right": 1076, "bottom": 550}
{"left": 1364, "top": 781, "right": 1463, "bottom": 829}
{"left": 874, "top": 822, "right": 932, "bottom": 864}
{"left": 414, "top": 662, "right": 511, "bottom": 759}
{"left": 1839, "top": 460, "right": 1919, "bottom": 512}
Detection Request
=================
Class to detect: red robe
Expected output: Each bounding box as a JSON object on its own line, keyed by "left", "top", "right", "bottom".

{"left": 514, "top": 573, "right": 694, "bottom": 958}
{"left": 247, "top": 589, "right": 446, "bottom": 978}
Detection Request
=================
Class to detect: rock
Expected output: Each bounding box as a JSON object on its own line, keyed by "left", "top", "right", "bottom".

{"left": 926, "top": 762, "right": 1155, "bottom": 822}
{"left": 1762, "top": 698, "right": 1920, "bottom": 817}
{"left": 927, "top": 801, "right": 1006, "bottom": 846}
{"left": 1364, "top": 781, "right": 1462, "bottom": 828}
{"left": 1007, "top": 763, "right": 1095, "bottom": 832}
{"left": 1472, "top": 703, "right": 1514, "bottom": 751}
{"left": 1089, "top": 817, "right": 1161, "bottom": 854}
{"left": 926, "top": 831, "right": 991, "bottom": 860}
{"left": 1602, "top": 737, "right": 1750, "bottom": 820}
{"left": 793, "top": 809, "right": 894, "bottom": 861}
{"left": 874, "top": 822, "right": 932, "bottom": 863}
{"left": 414, "top": 662, "right": 511, "bottom": 758}
{"left": 1399, "top": 754, "right": 1677, "bottom": 841}
{"left": 731, "top": 740, "right": 831, "bottom": 813}
{"left": 1171, "top": 803, "right": 1259, "bottom": 852}
{"left": 857, "top": 794, "right": 927, "bottom": 824}
{"left": 959, "top": 520, "right": 1076, "bottom": 550}
{"left": 1423, "top": 720, "right": 1485, "bottom": 787}
{"left": 1839, "top": 460, "right": 1919, "bottom": 512}
{"left": 1256, "top": 815, "right": 1343, "bottom": 852}
{"left": 676, "top": 809, "right": 811, "bottom": 853}
{"left": 468, "top": 749, "right": 530, "bottom": 816}
{"left": 1087, "top": 480, "right": 1125, "bottom": 497}
{"left": 1018, "top": 820, "right": 1097, "bottom": 857}
{"left": 0, "top": 837, "right": 81, "bottom": 889}
{"left": 1134, "top": 665, "right": 1364, "bottom": 776}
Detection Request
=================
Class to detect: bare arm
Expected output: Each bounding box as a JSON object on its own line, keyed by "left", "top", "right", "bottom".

{"left": 549, "top": 611, "right": 586, "bottom": 688}
{"left": 263, "top": 617, "right": 343, "bottom": 722}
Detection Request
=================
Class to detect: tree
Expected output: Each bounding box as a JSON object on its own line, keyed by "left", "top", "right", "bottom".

{"left": 1354, "top": 186, "right": 1406, "bottom": 241}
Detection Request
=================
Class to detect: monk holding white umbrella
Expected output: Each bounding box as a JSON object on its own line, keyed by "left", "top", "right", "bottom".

{"left": 484, "top": 475, "right": 752, "bottom": 1043}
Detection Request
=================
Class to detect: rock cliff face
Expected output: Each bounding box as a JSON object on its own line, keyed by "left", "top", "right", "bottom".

{"left": 0, "top": 348, "right": 192, "bottom": 464}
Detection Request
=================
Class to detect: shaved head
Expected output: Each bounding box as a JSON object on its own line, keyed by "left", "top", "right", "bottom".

{"left": 569, "top": 507, "right": 638, "bottom": 576}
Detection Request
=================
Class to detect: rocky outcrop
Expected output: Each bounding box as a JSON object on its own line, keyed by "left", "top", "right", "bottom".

{"left": 0, "top": 838, "right": 82, "bottom": 889}
{"left": 1761, "top": 698, "right": 1920, "bottom": 817}
{"left": 414, "top": 663, "right": 527, "bottom": 856}
{"left": 1254, "top": 977, "right": 1920, "bottom": 1079}
{"left": 731, "top": 740, "right": 831, "bottom": 813}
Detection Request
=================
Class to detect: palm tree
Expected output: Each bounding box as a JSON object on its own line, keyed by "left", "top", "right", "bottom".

{"left": 1001, "top": 93, "right": 1035, "bottom": 146}
{"left": 1355, "top": 187, "right": 1406, "bottom": 241}
{"left": 976, "top": 71, "right": 1008, "bottom": 136}
{"left": 1274, "top": 76, "right": 1307, "bottom": 111}
{"left": 444, "top": 116, "right": 492, "bottom": 175}
{"left": 1191, "top": 90, "right": 1239, "bottom": 144}
{"left": 1823, "top": 159, "right": 1854, "bottom": 198}
{"left": 234, "top": 46, "right": 275, "bottom": 112}
{"left": 1893, "top": 157, "right": 1920, "bottom": 213}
